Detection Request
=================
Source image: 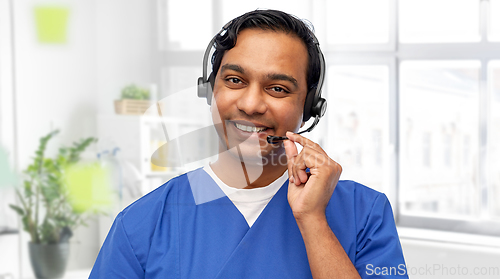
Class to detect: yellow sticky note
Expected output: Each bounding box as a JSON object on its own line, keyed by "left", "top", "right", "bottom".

{"left": 65, "top": 163, "right": 113, "bottom": 213}
{"left": 34, "top": 6, "right": 69, "bottom": 44}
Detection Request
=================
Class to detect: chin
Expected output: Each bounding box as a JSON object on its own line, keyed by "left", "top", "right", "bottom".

{"left": 235, "top": 142, "right": 286, "bottom": 168}
{"left": 227, "top": 141, "right": 265, "bottom": 164}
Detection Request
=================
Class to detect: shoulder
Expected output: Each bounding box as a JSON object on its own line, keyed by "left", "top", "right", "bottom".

{"left": 119, "top": 168, "right": 204, "bottom": 230}
{"left": 333, "top": 180, "right": 388, "bottom": 206}
{"left": 327, "top": 180, "right": 393, "bottom": 236}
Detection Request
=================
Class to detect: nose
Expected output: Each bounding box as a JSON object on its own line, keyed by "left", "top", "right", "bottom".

{"left": 236, "top": 84, "right": 267, "bottom": 116}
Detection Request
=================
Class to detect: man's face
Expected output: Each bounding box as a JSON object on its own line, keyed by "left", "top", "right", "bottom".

{"left": 211, "top": 28, "right": 309, "bottom": 163}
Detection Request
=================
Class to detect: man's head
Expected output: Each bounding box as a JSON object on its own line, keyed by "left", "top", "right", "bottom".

{"left": 210, "top": 10, "right": 322, "bottom": 122}
{"left": 209, "top": 9, "right": 320, "bottom": 164}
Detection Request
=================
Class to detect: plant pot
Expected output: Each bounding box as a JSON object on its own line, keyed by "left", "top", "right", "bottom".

{"left": 114, "top": 99, "right": 151, "bottom": 115}
{"left": 28, "top": 242, "right": 70, "bottom": 279}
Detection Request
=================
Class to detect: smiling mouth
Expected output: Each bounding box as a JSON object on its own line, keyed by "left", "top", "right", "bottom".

{"left": 234, "top": 123, "right": 268, "bottom": 133}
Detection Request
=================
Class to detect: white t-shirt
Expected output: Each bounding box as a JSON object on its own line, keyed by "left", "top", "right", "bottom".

{"left": 203, "top": 165, "right": 288, "bottom": 227}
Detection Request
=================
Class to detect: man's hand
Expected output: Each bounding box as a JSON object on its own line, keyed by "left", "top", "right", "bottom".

{"left": 283, "top": 131, "right": 342, "bottom": 220}
{"left": 284, "top": 132, "right": 361, "bottom": 279}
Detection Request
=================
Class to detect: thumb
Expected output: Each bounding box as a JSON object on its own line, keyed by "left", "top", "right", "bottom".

{"left": 283, "top": 135, "right": 298, "bottom": 160}
{"left": 283, "top": 132, "right": 298, "bottom": 183}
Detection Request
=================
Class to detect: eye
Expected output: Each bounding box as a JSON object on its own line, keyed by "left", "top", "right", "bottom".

{"left": 226, "top": 77, "right": 242, "bottom": 84}
{"left": 269, "top": 86, "right": 290, "bottom": 94}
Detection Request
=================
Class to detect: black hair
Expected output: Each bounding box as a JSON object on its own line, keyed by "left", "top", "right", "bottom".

{"left": 210, "top": 9, "right": 321, "bottom": 95}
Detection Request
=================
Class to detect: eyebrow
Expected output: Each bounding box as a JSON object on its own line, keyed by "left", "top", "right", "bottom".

{"left": 221, "top": 64, "right": 245, "bottom": 74}
{"left": 221, "top": 63, "right": 299, "bottom": 90}
{"left": 266, "top": 73, "right": 298, "bottom": 90}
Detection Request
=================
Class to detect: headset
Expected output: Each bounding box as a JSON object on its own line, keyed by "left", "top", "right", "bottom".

{"left": 197, "top": 20, "right": 327, "bottom": 144}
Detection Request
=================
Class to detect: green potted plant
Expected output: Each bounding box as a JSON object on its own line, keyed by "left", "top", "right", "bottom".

{"left": 114, "top": 84, "right": 151, "bottom": 115}
{"left": 9, "top": 130, "right": 98, "bottom": 279}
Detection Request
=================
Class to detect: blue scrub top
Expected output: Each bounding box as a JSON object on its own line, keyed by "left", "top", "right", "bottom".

{"left": 90, "top": 168, "right": 408, "bottom": 278}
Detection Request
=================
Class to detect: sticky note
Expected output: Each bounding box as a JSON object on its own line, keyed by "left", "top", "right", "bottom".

{"left": 65, "top": 163, "right": 114, "bottom": 213}
{"left": 34, "top": 6, "right": 70, "bottom": 44}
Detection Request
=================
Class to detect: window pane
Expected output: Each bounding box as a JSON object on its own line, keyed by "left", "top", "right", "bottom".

{"left": 161, "top": 67, "right": 205, "bottom": 118}
{"left": 326, "top": 0, "right": 390, "bottom": 45}
{"left": 490, "top": 0, "right": 500, "bottom": 41}
{"left": 399, "top": 0, "right": 480, "bottom": 43}
{"left": 400, "top": 61, "right": 480, "bottom": 218}
{"left": 158, "top": 67, "right": 214, "bottom": 170}
{"left": 221, "top": 0, "right": 310, "bottom": 25}
{"left": 162, "top": 66, "right": 201, "bottom": 96}
{"left": 327, "top": 66, "right": 389, "bottom": 193}
{"left": 489, "top": 61, "right": 500, "bottom": 218}
{"left": 166, "top": 0, "right": 212, "bottom": 50}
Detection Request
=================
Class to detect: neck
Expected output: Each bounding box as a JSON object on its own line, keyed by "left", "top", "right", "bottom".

{"left": 211, "top": 148, "right": 287, "bottom": 189}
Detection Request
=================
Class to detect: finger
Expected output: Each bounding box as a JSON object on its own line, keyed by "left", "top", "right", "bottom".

{"left": 294, "top": 146, "right": 336, "bottom": 181}
{"left": 293, "top": 147, "right": 315, "bottom": 184}
{"left": 296, "top": 160, "right": 309, "bottom": 184}
{"left": 283, "top": 136, "right": 298, "bottom": 183}
{"left": 286, "top": 131, "right": 326, "bottom": 154}
{"left": 288, "top": 156, "right": 296, "bottom": 184}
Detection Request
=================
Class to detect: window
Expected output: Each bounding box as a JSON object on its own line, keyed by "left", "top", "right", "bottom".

{"left": 162, "top": 0, "right": 212, "bottom": 50}
{"left": 326, "top": 0, "right": 390, "bottom": 45}
{"left": 156, "top": 0, "right": 500, "bottom": 236}
{"left": 221, "top": 0, "right": 310, "bottom": 24}
{"left": 490, "top": 0, "right": 500, "bottom": 41}
{"left": 327, "top": 65, "right": 390, "bottom": 193}
{"left": 400, "top": 61, "right": 480, "bottom": 218}
{"left": 489, "top": 61, "right": 500, "bottom": 219}
{"left": 399, "top": 0, "right": 480, "bottom": 43}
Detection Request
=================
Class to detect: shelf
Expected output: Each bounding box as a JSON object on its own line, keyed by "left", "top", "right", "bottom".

{"left": 0, "top": 227, "right": 18, "bottom": 235}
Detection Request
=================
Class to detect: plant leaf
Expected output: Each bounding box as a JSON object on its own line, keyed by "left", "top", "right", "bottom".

{"left": 9, "top": 204, "right": 25, "bottom": 216}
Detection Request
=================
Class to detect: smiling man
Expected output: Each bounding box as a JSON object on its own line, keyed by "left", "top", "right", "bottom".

{"left": 90, "top": 10, "right": 408, "bottom": 278}
{"left": 209, "top": 28, "right": 308, "bottom": 189}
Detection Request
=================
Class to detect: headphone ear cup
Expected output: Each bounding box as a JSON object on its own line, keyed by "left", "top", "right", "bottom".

{"left": 197, "top": 73, "right": 215, "bottom": 106}
{"left": 197, "top": 77, "right": 208, "bottom": 99}
{"left": 302, "top": 88, "right": 316, "bottom": 122}
{"left": 311, "top": 97, "right": 327, "bottom": 118}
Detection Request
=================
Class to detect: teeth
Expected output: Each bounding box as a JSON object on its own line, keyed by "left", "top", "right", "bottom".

{"left": 235, "top": 123, "right": 267, "bottom": 133}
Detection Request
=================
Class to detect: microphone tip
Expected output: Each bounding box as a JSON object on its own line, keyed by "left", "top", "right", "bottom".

{"left": 266, "top": 135, "right": 288, "bottom": 144}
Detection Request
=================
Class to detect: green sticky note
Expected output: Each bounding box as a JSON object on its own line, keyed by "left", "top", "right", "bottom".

{"left": 65, "top": 163, "right": 114, "bottom": 213}
{"left": 34, "top": 6, "right": 69, "bottom": 44}
{"left": 0, "top": 146, "right": 17, "bottom": 188}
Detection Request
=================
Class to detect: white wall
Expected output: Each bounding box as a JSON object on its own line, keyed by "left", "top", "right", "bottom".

{"left": 0, "top": 234, "right": 20, "bottom": 278}
{"left": 12, "top": 0, "right": 99, "bottom": 277}
{"left": 396, "top": 227, "right": 500, "bottom": 278}
{"left": 401, "top": 238, "right": 500, "bottom": 279}
{"left": 14, "top": 0, "right": 98, "bottom": 169}
{"left": 95, "top": 0, "right": 154, "bottom": 116}
{"left": 2, "top": 0, "right": 155, "bottom": 277}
